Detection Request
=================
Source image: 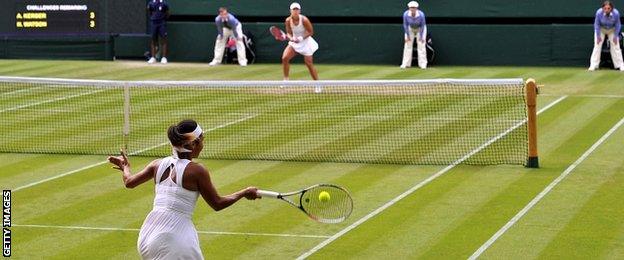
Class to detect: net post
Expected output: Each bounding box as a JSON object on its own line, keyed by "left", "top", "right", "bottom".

{"left": 123, "top": 83, "right": 130, "bottom": 152}
{"left": 525, "top": 78, "right": 539, "bottom": 168}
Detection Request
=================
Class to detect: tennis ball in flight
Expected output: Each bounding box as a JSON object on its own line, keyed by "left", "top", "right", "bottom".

{"left": 318, "top": 191, "right": 331, "bottom": 202}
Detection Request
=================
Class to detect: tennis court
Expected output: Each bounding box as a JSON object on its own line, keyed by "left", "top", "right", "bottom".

{"left": 2, "top": 60, "right": 624, "bottom": 259}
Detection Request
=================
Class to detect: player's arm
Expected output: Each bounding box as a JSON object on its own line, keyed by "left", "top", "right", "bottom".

{"left": 107, "top": 152, "right": 158, "bottom": 189}
{"left": 193, "top": 164, "right": 258, "bottom": 211}
{"left": 303, "top": 17, "right": 314, "bottom": 38}
{"left": 285, "top": 18, "right": 294, "bottom": 41}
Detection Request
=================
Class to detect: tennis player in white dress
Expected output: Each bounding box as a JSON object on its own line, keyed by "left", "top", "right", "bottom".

{"left": 108, "top": 119, "right": 259, "bottom": 259}
{"left": 282, "top": 2, "right": 319, "bottom": 81}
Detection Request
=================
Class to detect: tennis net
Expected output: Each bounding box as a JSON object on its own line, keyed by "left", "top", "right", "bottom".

{"left": 0, "top": 76, "right": 531, "bottom": 165}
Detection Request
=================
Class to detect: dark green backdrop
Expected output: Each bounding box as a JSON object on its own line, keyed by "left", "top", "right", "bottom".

{"left": 3, "top": 0, "right": 620, "bottom": 66}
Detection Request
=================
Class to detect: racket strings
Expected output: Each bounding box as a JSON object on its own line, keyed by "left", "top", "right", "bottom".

{"left": 301, "top": 186, "right": 353, "bottom": 223}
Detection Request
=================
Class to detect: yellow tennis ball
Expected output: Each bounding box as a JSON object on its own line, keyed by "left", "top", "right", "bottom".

{"left": 319, "top": 191, "right": 330, "bottom": 202}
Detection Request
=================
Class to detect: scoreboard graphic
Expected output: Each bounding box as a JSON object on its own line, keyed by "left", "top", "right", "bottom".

{"left": 1, "top": 1, "right": 146, "bottom": 35}
{"left": 14, "top": 3, "right": 99, "bottom": 33}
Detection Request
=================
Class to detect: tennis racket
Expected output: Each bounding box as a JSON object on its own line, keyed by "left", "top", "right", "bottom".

{"left": 269, "top": 26, "right": 288, "bottom": 41}
{"left": 257, "top": 184, "right": 353, "bottom": 224}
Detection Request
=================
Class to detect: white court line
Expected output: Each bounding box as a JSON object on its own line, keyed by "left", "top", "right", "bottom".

{"left": 468, "top": 116, "right": 624, "bottom": 260}
{"left": 1, "top": 86, "right": 42, "bottom": 95}
{"left": 296, "top": 96, "right": 568, "bottom": 259}
{"left": 12, "top": 114, "right": 258, "bottom": 192}
{"left": 541, "top": 93, "right": 624, "bottom": 99}
{"left": 12, "top": 224, "right": 330, "bottom": 239}
{"left": 0, "top": 89, "right": 105, "bottom": 113}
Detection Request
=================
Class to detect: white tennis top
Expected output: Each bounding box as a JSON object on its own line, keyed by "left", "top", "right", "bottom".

{"left": 290, "top": 15, "right": 308, "bottom": 38}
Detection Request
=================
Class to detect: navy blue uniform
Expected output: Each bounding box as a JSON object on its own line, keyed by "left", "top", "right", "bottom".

{"left": 148, "top": 0, "right": 169, "bottom": 39}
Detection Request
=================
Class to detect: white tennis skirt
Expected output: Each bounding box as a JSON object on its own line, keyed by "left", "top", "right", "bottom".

{"left": 289, "top": 37, "right": 319, "bottom": 56}
{"left": 138, "top": 209, "right": 203, "bottom": 260}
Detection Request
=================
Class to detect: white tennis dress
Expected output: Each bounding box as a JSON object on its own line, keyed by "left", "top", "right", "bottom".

{"left": 288, "top": 15, "right": 318, "bottom": 56}
{"left": 138, "top": 156, "right": 203, "bottom": 260}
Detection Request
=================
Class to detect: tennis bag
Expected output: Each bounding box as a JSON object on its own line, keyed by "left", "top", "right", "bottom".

{"left": 225, "top": 29, "right": 256, "bottom": 64}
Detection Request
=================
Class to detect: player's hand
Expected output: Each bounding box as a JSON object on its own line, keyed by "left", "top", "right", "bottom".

{"left": 243, "top": 187, "right": 260, "bottom": 200}
{"left": 596, "top": 36, "right": 602, "bottom": 44}
{"left": 419, "top": 37, "right": 426, "bottom": 43}
{"left": 217, "top": 34, "right": 223, "bottom": 40}
{"left": 614, "top": 37, "right": 619, "bottom": 45}
{"left": 108, "top": 149, "right": 129, "bottom": 171}
{"left": 291, "top": 36, "right": 303, "bottom": 43}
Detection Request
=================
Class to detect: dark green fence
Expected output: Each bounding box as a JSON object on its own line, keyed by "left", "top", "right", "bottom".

{"left": 1, "top": 0, "right": 617, "bottom": 65}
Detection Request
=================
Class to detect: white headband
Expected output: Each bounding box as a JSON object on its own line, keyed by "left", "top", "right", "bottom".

{"left": 172, "top": 124, "right": 203, "bottom": 155}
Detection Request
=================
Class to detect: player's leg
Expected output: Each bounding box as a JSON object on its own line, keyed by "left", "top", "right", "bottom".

{"left": 400, "top": 29, "right": 415, "bottom": 69}
{"left": 416, "top": 29, "right": 427, "bottom": 69}
{"left": 606, "top": 30, "right": 624, "bottom": 71}
{"left": 282, "top": 46, "right": 296, "bottom": 80}
{"left": 160, "top": 24, "right": 168, "bottom": 64}
{"left": 303, "top": 55, "right": 319, "bottom": 80}
{"left": 210, "top": 28, "right": 231, "bottom": 65}
{"left": 234, "top": 24, "right": 248, "bottom": 66}
{"left": 589, "top": 29, "right": 607, "bottom": 70}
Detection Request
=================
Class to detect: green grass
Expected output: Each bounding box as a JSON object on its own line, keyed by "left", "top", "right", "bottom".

{"left": 1, "top": 59, "right": 623, "bottom": 259}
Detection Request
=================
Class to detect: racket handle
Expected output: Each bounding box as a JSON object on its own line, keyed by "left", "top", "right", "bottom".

{"left": 257, "top": 190, "right": 280, "bottom": 198}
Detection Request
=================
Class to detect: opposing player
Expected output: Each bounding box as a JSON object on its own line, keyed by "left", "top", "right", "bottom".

{"left": 282, "top": 2, "right": 319, "bottom": 81}
{"left": 400, "top": 1, "right": 427, "bottom": 69}
{"left": 209, "top": 7, "right": 248, "bottom": 66}
{"left": 147, "top": 0, "right": 170, "bottom": 64}
{"left": 108, "top": 119, "right": 259, "bottom": 259}
{"left": 589, "top": 1, "right": 623, "bottom": 71}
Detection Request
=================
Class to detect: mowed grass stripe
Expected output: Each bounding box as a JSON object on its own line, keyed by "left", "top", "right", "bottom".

{"left": 127, "top": 90, "right": 265, "bottom": 155}
{"left": 300, "top": 95, "right": 469, "bottom": 164}
{"left": 539, "top": 98, "right": 619, "bottom": 166}
{"left": 417, "top": 99, "right": 624, "bottom": 259}
{"left": 261, "top": 95, "right": 421, "bottom": 160}
{"left": 338, "top": 95, "right": 497, "bottom": 163}
{"left": 188, "top": 95, "right": 324, "bottom": 158}
{"left": 0, "top": 85, "right": 94, "bottom": 110}
{"left": 477, "top": 102, "right": 624, "bottom": 259}
{"left": 38, "top": 162, "right": 342, "bottom": 259}
{"left": 377, "top": 95, "right": 521, "bottom": 164}
{"left": 242, "top": 95, "right": 400, "bottom": 159}
{"left": 0, "top": 154, "right": 104, "bottom": 189}
{"left": 306, "top": 97, "right": 614, "bottom": 259}
{"left": 210, "top": 94, "right": 338, "bottom": 157}
{"left": 1, "top": 89, "right": 124, "bottom": 153}
{"left": 15, "top": 62, "right": 104, "bottom": 78}
{"left": 203, "top": 163, "right": 436, "bottom": 259}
